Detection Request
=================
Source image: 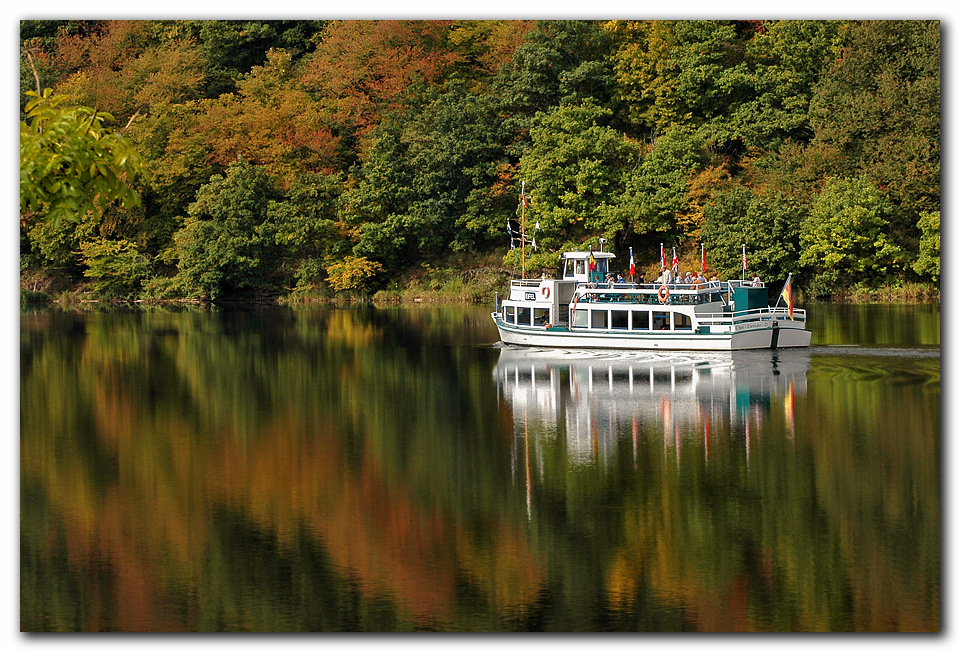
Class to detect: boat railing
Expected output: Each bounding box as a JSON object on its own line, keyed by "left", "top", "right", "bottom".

{"left": 577, "top": 280, "right": 726, "bottom": 293}
{"left": 511, "top": 279, "right": 546, "bottom": 288}
{"left": 695, "top": 306, "right": 806, "bottom": 326}
{"left": 571, "top": 283, "right": 728, "bottom": 306}
{"left": 511, "top": 279, "right": 730, "bottom": 292}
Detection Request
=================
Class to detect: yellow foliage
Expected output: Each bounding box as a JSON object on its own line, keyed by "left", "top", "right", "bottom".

{"left": 325, "top": 255, "right": 384, "bottom": 293}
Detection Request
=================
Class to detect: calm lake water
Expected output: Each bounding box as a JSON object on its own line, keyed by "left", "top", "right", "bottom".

{"left": 20, "top": 303, "right": 940, "bottom": 632}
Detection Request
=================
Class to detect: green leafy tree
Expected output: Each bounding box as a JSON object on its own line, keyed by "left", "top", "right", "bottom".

{"left": 808, "top": 20, "right": 940, "bottom": 230}
{"left": 122, "top": 100, "right": 218, "bottom": 261}
{"left": 619, "top": 125, "right": 711, "bottom": 241}
{"left": 183, "top": 20, "right": 325, "bottom": 97}
{"left": 492, "top": 20, "right": 617, "bottom": 146}
{"left": 172, "top": 160, "right": 281, "bottom": 299}
{"left": 608, "top": 20, "right": 757, "bottom": 139}
{"left": 344, "top": 82, "right": 512, "bottom": 272}
{"left": 733, "top": 20, "right": 841, "bottom": 149}
{"left": 22, "top": 205, "right": 100, "bottom": 275}
{"left": 20, "top": 89, "right": 146, "bottom": 227}
{"left": 79, "top": 237, "right": 151, "bottom": 296}
{"left": 912, "top": 210, "right": 939, "bottom": 283}
{"left": 800, "top": 176, "right": 905, "bottom": 284}
{"left": 518, "top": 100, "right": 639, "bottom": 250}
{"left": 701, "top": 186, "right": 806, "bottom": 280}
{"left": 268, "top": 171, "right": 347, "bottom": 292}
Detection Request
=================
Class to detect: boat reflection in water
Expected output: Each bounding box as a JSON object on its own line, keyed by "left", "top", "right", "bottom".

{"left": 495, "top": 345, "right": 809, "bottom": 472}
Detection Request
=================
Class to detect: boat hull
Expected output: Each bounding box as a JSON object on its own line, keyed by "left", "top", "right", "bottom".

{"left": 492, "top": 313, "right": 780, "bottom": 351}
{"left": 771, "top": 322, "right": 812, "bottom": 348}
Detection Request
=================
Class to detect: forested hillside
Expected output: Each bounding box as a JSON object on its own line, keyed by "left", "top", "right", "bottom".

{"left": 19, "top": 19, "right": 940, "bottom": 301}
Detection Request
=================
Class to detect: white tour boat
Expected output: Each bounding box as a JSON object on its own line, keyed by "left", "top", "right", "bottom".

{"left": 491, "top": 250, "right": 811, "bottom": 351}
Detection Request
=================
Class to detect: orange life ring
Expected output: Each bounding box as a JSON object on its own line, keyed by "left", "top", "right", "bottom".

{"left": 658, "top": 285, "right": 670, "bottom": 303}
{"left": 541, "top": 286, "right": 550, "bottom": 299}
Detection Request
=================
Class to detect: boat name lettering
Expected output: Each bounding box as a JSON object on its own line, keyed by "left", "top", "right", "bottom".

{"left": 524, "top": 292, "right": 537, "bottom": 301}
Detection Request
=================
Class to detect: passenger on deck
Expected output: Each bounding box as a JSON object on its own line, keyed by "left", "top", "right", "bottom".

{"left": 751, "top": 274, "right": 763, "bottom": 287}
{"left": 616, "top": 273, "right": 625, "bottom": 283}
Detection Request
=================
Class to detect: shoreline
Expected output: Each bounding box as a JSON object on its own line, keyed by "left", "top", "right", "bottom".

{"left": 20, "top": 282, "right": 941, "bottom": 309}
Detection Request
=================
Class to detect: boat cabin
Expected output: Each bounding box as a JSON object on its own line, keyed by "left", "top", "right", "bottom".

{"left": 560, "top": 251, "right": 617, "bottom": 284}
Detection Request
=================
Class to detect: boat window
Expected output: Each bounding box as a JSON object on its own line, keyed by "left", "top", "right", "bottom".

{"left": 611, "top": 310, "right": 628, "bottom": 330}
{"left": 517, "top": 306, "right": 531, "bottom": 326}
{"left": 505, "top": 306, "right": 515, "bottom": 324}
{"left": 596, "top": 260, "right": 608, "bottom": 275}
{"left": 591, "top": 309, "right": 608, "bottom": 329}
{"left": 674, "top": 313, "right": 692, "bottom": 330}
{"left": 653, "top": 312, "right": 670, "bottom": 331}
{"left": 572, "top": 308, "right": 588, "bottom": 328}
{"left": 631, "top": 310, "right": 649, "bottom": 330}
{"left": 563, "top": 261, "right": 574, "bottom": 278}
{"left": 534, "top": 307, "right": 550, "bottom": 325}
{"left": 575, "top": 260, "right": 585, "bottom": 275}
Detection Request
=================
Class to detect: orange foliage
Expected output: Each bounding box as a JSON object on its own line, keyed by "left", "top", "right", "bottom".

{"left": 52, "top": 21, "right": 156, "bottom": 120}
{"left": 682, "top": 165, "right": 732, "bottom": 237}
{"left": 198, "top": 90, "right": 340, "bottom": 178}
{"left": 301, "top": 20, "right": 462, "bottom": 136}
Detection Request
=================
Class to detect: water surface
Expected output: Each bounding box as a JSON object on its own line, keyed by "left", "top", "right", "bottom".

{"left": 20, "top": 303, "right": 940, "bottom": 631}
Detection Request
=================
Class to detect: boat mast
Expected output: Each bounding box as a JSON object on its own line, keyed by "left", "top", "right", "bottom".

{"left": 521, "top": 181, "right": 526, "bottom": 279}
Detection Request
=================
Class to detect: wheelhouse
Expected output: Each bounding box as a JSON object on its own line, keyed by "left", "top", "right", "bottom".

{"left": 560, "top": 251, "right": 616, "bottom": 284}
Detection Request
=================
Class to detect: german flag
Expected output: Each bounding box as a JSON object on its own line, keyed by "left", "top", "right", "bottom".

{"left": 781, "top": 274, "right": 794, "bottom": 320}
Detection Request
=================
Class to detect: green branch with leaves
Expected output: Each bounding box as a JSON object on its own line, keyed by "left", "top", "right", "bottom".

{"left": 20, "top": 87, "right": 147, "bottom": 228}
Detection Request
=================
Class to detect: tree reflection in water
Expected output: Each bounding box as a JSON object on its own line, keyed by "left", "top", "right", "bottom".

{"left": 20, "top": 307, "right": 939, "bottom": 631}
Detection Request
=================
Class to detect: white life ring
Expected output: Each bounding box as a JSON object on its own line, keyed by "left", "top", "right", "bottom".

{"left": 541, "top": 286, "right": 550, "bottom": 299}
{"left": 658, "top": 285, "right": 670, "bottom": 304}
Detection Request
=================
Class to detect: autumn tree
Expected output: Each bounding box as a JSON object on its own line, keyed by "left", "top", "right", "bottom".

{"left": 194, "top": 47, "right": 341, "bottom": 180}
{"left": 446, "top": 20, "right": 536, "bottom": 84}
{"left": 300, "top": 20, "right": 461, "bottom": 149}
{"left": 50, "top": 20, "right": 158, "bottom": 123}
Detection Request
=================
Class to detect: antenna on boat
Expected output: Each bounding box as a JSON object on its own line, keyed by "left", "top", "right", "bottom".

{"left": 598, "top": 238, "right": 606, "bottom": 252}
